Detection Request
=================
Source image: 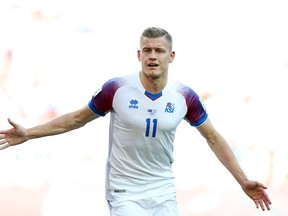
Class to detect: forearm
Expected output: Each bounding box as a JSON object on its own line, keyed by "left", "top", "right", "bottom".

{"left": 208, "top": 133, "right": 248, "bottom": 187}
{"left": 26, "top": 111, "right": 86, "bottom": 140}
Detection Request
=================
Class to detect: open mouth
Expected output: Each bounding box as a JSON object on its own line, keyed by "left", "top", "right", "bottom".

{"left": 148, "top": 63, "right": 159, "bottom": 67}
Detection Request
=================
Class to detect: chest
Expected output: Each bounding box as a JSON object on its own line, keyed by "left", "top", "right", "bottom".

{"left": 112, "top": 86, "right": 187, "bottom": 133}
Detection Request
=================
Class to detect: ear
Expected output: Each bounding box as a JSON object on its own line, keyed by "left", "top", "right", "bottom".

{"left": 169, "top": 51, "right": 175, "bottom": 63}
{"left": 137, "top": 50, "right": 141, "bottom": 62}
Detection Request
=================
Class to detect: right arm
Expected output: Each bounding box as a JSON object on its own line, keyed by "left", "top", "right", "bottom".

{"left": 0, "top": 105, "right": 100, "bottom": 150}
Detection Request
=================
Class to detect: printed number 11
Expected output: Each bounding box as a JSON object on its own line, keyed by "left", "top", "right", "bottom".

{"left": 145, "top": 118, "right": 158, "bottom": 137}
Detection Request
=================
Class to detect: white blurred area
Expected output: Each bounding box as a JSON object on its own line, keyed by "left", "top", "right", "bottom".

{"left": 0, "top": 0, "right": 288, "bottom": 216}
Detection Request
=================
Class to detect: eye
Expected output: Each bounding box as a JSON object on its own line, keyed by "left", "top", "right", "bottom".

{"left": 143, "top": 48, "right": 151, "bottom": 53}
{"left": 156, "top": 49, "right": 165, "bottom": 53}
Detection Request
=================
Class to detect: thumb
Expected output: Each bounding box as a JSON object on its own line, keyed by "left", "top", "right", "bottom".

{"left": 246, "top": 181, "right": 267, "bottom": 190}
{"left": 7, "top": 118, "right": 17, "bottom": 128}
{"left": 256, "top": 182, "right": 268, "bottom": 189}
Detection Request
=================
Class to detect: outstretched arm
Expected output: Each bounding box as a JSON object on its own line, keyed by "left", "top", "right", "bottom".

{"left": 196, "top": 118, "right": 272, "bottom": 211}
{"left": 0, "top": 105, "right": 99, "bottom": 150}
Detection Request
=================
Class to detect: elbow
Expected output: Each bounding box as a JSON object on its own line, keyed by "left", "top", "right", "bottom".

{"left": 73, "top": 118, "right": 87, "bottom": 129}
{"left": 206, "top": 131, "right": 221, "bottom": 149}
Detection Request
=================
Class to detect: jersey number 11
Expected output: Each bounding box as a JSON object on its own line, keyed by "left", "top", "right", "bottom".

{"left": 145, "top": 118, "right": 158, "bottom": 138}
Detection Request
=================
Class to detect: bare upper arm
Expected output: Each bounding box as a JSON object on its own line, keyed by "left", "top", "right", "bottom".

{"left": 196, "top": 118, "right": 217, "bottom": 141}
{"left": 196, "top": 118, "right": 227, "bottom": 149}
{"left": 74, "top": 105, "right": 101, "bottom": 125}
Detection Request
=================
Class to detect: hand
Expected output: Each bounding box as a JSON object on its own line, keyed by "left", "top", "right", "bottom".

{"left": 0, "top": 118, "right": 28, "bottom": 150}
{"left": 242, "top": 180, "right": 272, "bottom": 210}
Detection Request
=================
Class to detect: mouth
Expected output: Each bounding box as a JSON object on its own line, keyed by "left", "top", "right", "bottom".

{"left": 148, "top": 63, "right": 159, "bottom": 68}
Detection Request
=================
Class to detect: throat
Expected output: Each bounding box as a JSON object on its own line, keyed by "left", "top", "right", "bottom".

{"left": 139, "top": 71, "right": 167, "bottom": 94}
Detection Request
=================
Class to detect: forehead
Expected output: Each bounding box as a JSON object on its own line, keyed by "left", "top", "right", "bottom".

{"left": 140, "top": 36, "right": 171, "bottom": 50}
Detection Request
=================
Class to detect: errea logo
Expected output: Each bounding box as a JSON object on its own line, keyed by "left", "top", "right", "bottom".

{"left": 129, "top": 99, "right": 139, "bottom": 109}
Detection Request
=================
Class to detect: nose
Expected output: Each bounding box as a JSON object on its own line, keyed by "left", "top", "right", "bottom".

{"left": 149, "top": 50, "right": 157, "bottom": 60}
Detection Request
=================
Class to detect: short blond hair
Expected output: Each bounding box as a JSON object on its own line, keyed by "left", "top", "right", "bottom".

{"left": 141, "top": 27, "right": 173, "bottom": 50}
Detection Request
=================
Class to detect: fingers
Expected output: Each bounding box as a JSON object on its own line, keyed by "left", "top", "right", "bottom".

{"left": 264, "top": 200, "right": 271, "bottom": 211}
{"left": 254, "top": 200, "right": 259, "bottom": 209}
{"left": 259, "top": 199, "right": 265, "bottom": 211}
{"left": 0, "top": 134, "right": 7, "bottom": 145}
{"left": 254, "top": 195, "right": 272, "bottom": 211}
{"left": 260, "top": 199, "right": 271, "bottom": 211}
{"left": 0, "top": 138, "right": 6, "bottom": 144}
{"left": 0, "top": 124, "right": 11, "bottom": 150}
{"left": 0, "top": 136, "right": 8, "bottom": 150}
{"left": 253, "top": 187, "right": 271, "bottom": 211}
{"left": 254, "top": 199, "right": 266, "bottom": 211}
{"left": 0, "top": 143, "right": 10, "bottom": 150}
{"left": 262, "top": 190, "right": 272, "bottom": 210}
{"left": 0, "top": 136, "right": 9, "bottom": 150}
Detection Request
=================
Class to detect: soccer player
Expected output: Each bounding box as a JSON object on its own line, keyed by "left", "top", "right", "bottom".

{"left": 0, "top": 27, "right": 271, "bottom": 216}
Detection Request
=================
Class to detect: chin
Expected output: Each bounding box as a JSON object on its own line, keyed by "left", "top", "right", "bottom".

{"left": 144, "top": 70, "right": 163, "bottom": 79}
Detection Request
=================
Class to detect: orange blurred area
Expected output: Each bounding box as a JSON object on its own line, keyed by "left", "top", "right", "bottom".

{"left": 0, "top": 186, "right": 48, "bottom": 216}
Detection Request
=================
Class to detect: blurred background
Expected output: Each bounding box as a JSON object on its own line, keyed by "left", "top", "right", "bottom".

{"left": 0, "top": 0, "right": 287, "bottom": 215}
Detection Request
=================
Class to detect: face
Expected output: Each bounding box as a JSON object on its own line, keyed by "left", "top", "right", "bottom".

{"left": 138, "top": 36, "right": 175, "bottom": 79}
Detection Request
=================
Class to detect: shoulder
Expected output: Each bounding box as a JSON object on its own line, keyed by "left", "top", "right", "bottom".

{"left": 170, "top": 80, "right": 199, "bottom": 99}
{"left": 101, "top": 73, "right": 137, "bottom": 90}
{"left": 171, "top": 80, "right": 206, "bottom": 112}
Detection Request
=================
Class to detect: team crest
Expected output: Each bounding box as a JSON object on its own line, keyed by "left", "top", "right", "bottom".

{"left": 165, "top": 102, "right": 175, "bottom": 113}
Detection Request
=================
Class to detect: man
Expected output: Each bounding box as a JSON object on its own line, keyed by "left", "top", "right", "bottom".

{"left": 0, "top": 27, "right": 271, "bottom": 216}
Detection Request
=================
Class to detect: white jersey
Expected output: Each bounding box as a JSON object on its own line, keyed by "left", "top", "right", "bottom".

{"left": 88, "top": 72, "right": 208, "bottom": 202}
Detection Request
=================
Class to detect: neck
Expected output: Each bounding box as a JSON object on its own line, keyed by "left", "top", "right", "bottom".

{"left": 139, "top": 71, "right": 168, "bottom": 93}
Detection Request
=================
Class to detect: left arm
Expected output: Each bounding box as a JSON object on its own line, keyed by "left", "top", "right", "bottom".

{"left": 196, "top": 118, "right": 272, "bottom": 210}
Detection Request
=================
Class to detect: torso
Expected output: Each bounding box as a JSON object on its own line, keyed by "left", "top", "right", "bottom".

{"left": 88, "top": 72, "right": 208, "bottom": 201}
